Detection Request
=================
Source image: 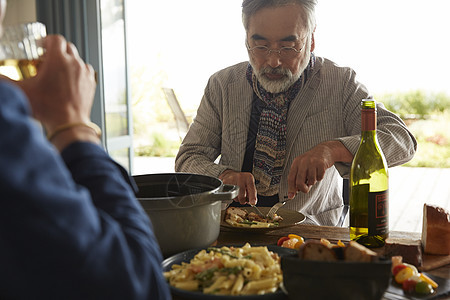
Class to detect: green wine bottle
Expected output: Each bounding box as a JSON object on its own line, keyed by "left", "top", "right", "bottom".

{"left": 349, "top": 99, "right": 389, "bottom": 248}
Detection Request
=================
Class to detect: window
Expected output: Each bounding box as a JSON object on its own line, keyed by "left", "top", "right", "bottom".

{"left": 37, "top": 0, "right": 133, "bottom": 172}
{"left": 127, "top": 0, "right": 247, "bottom": 174}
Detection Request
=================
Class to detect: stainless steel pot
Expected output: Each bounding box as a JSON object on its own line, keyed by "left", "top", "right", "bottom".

{"left": 133, "top": 173, "right": 239, "bottom": 257}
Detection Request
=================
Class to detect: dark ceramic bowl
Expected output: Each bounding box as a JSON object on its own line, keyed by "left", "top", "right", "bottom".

{"left": 281, "top": 255, "right": 392, "bottom": 300}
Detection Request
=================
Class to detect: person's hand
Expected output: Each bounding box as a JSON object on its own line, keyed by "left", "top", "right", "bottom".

{"left": 18, "top": 34, "right": 96, "bottom": 130}
{"left": 16, "top": 35, "right": 97, "bottom": 149}
{"left": 219, "top": 170, "right": 258, "bottom": 205}
{"left": 287, "top": 141, "right": 353, "bottom": 199}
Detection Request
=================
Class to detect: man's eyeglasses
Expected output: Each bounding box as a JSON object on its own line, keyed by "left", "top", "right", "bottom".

{"left": 246, "top": 42, "right": 304, "bottom": 59}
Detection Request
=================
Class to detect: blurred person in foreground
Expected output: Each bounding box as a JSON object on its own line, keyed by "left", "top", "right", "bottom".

{"left": 0, "top": 1, "right": 170, "bottom": 299}
{"left": 175, "top": 0, "right": 417, "bottom": 226}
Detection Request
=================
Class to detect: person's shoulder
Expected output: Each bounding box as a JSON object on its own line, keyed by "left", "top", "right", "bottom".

{"left": 316, "top": 56, "right": 358, "bottom": 75}
{"left": 209, "top": 61, "right": 248, "bottom": 84}
{"left": 314, "top": 56, "right": 348, "bottom": 71}
{"left": 314, "top": 56, "right": 369, "bottom": 94}
{"left": 312, "top": 56, "right": 362, "bottom": 85}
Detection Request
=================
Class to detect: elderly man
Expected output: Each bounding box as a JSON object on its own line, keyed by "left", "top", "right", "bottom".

{"left": 175, "top": 0, "right": 416, "bottom": 226}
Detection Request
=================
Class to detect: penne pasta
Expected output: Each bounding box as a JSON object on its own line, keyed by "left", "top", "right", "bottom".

{"left": 243, "top": 277, "right": 278, "bottom": 292}
{"left": 172, "top": 280, "right": 198, "bottom": 291}
{"left": 231, "top": 274, "right": 244, "bottom": 295}
{"left": 163, "top": 243, "right": 283, "bottom": 295}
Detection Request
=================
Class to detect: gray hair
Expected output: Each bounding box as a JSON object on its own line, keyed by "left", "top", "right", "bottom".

{"left": 242, "top": 0, "right": 317, "bottom": 35}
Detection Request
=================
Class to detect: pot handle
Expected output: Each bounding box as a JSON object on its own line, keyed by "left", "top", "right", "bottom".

{"left": 213, "top": 184, "right": 239, "bottom": 211}
{"left": 208, "top": 184, "right": 239, "bottom": 201}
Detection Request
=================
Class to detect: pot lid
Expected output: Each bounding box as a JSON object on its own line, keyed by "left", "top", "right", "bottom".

{"left": 133, "top": 173, "right": 223, "bottom": 210}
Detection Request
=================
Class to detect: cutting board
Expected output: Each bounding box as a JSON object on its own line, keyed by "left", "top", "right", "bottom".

{"left": 421, "top": 254, "right": 450, "bottom": 272}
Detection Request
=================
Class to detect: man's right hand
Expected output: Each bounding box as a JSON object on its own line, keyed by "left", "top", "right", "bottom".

{"left": 219, "top": 170, "right": 258, "bottom": 205}
{"left": 19, "top": 34, "right": 97, "bottom": 131}
{"left": 16, "top": 34, "right": 98, "bottom": 150}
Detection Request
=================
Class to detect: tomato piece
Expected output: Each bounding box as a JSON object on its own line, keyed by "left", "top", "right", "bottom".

{"left": 189, "top": 257, "right": 223, "bottom": 273}
{"left": 415, "top": 281, "right": 434, "bottom": 294}
{"left": 392, "top": 264, "right": 407, "bottom": 276}
{"left": 277, "top": 236, "right": 290, "bottom": 247}
{"left": 395, "top": 267, "right": 415, "bottom": 284}
{"left": 402, "top": 278, "right": 418, "bottom": 293}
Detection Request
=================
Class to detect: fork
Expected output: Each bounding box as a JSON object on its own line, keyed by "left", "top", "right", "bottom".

{"left": 266, "top": 196, "right": 289, "bottom": 219}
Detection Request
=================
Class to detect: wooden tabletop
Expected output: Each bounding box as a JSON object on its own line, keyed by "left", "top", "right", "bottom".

{"left": 218, "top": 223, "right": 358, "bottom": 245}
{"left": 217, "top": 224, "right": 450, "bottom": 279}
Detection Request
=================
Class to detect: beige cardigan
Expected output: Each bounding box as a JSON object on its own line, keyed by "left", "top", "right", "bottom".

{"left": 175, "top": 57, "right": 417, "bottom": 226}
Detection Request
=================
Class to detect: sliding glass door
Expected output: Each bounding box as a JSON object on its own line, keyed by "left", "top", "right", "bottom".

{"left": 36, "top": 0, "right": 133, "bottom": 172}
{"left": 100, "top": 0, "right": 132, "bottom": 170}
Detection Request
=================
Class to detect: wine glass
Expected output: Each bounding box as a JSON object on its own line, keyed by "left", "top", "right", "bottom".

{"left": 0, "top": 22, "right": 47, "bottom": 80}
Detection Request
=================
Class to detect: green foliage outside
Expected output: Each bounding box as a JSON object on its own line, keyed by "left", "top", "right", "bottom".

{"left": 130, "top": 64, "right": 184, "bottom": 157}
{"left": 375, "top": 90, "right": 450, "bottom": 168}
{"left": 376, "top": 90, "right": 450, "bottom": 120}
{"left": 134, "top": 131, "right": 180, "bottom": 157}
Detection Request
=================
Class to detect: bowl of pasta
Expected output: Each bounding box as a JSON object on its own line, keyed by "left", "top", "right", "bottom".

{"left": 163, "top": 243, "right": 297, "bottom": 299}
{"left": 133, "top": 173, "right": 239, "bottom": 257}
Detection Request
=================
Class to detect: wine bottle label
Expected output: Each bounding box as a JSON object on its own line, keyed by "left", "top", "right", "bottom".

{"left": 368, "top": 190, "right": 388, "bottom": 235}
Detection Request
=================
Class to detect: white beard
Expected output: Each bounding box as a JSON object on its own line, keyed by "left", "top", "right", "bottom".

{"left": 252, "top": 66, "right": 301, "bottom": 94}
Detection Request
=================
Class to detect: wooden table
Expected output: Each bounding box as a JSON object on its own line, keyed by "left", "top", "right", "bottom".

{"left": 218, "top": 224, "right": 450, "bottom": 279}
{"left": 172, "top": 224, "right": 450, "bottom": 299}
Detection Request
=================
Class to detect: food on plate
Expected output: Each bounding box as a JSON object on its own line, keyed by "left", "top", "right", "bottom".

{"left": 344, "top": 240, "right": 378, "bottom": 262}
{"left": 277, "top": 234, "right": 305, "bottom": 249}
{"left": 421, "top": 204, "right": 450, "bottom": 255}
{"left": 224, "top": 207, "right": 283, "bottom": 228}
{"left": 319, "top": 237, "right": 346, "bottom": 248}
{"left": 391, "top": 256, "right": 438, "bottom": 295}
{"left": 297, "top": 240, "right": 378, "bottom": 262}
{"left": 384, "top": 237, "right": 423, "bottom": 267}
{"left": 163, "top": 243, "right": 283, "bottom": 295}
{"left": 298, "top": 240, "right": 338, "bottom": 261}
